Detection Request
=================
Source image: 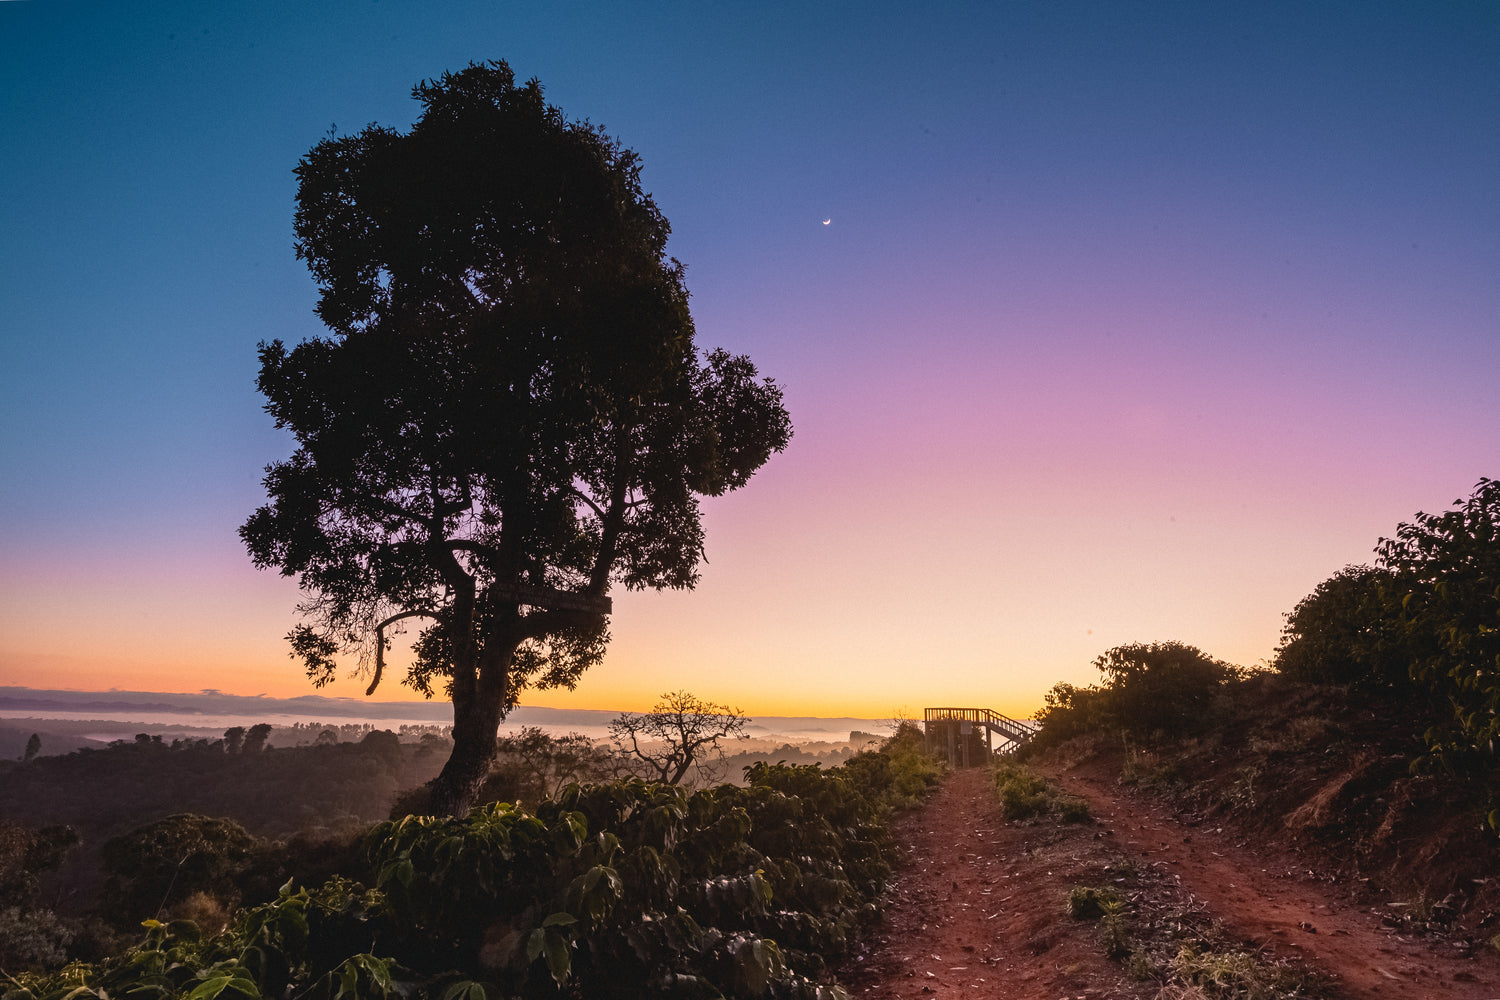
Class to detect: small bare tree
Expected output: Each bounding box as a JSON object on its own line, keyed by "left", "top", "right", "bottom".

{"left": 609, "top": 691, "right": 750, "bottom": 786}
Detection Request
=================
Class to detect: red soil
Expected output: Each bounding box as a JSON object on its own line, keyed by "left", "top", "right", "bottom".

{"left": 839, "top": 766, "right": 1500, "bottom": 999}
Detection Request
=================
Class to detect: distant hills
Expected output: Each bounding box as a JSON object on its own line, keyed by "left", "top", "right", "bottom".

{"left": 0, "top": 686, "right": 886, "bottom": 739}
{"left": 0, "top": 685, "right": 457, "bottom": 721}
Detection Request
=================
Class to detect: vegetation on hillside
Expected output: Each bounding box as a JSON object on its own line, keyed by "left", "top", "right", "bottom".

{"left": 0, "top": 725, "right": 940, "bottom": 998}
{"left": 1028, "top": 641, "right": 1246, "bottom": 752}
{"left": 1016, "top": 478, "right": 1500, "bottom": 947}
{"left": 1031, "top": 477, "right": 1500, "bottom": 828}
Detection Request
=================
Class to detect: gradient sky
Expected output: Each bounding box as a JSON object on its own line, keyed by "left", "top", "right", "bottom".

{"left": 2, "top": 1, "right": 1497, "bottom": 720}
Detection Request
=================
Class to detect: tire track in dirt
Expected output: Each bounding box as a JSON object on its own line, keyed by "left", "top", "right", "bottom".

{"left": 838, "top": 768, "right": 1155, "bottom": 999}
{"left": 1037, "top": 755, "right": 1500, "bottom": 1000}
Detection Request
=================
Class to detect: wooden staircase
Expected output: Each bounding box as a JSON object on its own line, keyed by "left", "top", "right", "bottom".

{"left": 923, "top": 707, "right": 1039, "bottom": 767}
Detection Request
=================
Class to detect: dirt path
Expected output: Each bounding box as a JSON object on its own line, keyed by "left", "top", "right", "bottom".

{"left": 839, "top": 766, "right": 1500, "bottom": 999}
{"left": 1040, "top": 755, "right": 1500, "bottom": 1000}
{"left": 839, "top": 768, "right": 1155, "bottom": 999}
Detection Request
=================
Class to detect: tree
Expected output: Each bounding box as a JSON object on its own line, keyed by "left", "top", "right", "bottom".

{"left": 243, "top": 723, "right": 273, "bottom": 754}
{"left": 21, "top": 733, "right": 40, "bottom": 763}
{"left": 1274, "top": 564, "right": 1410, "bottom": 690}
{"left": 608, "top": 690, "right": 750, "bottom": 785}
{"left": 241, "top": 62, "right": 791, "bottom": 816}
{"left": 1090, "top": 641, "right": 1239, "bottom": 736}
{"left": 100, "top": 814, "right": 262, "bottom": 923}
{"left": 0, "top": 822, "right": 77, "bottom": 909}
{"left": 1375, "top": 477, "right": 1500, "bottom": 802}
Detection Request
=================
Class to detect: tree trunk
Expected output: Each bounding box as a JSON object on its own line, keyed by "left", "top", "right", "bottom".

{"left": 429, "top": 644, "right": 514, "bottom": 817}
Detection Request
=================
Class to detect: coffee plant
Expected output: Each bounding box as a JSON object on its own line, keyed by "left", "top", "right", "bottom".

{"left": 2, "top": 743, "right": 931, "bottom": 1000}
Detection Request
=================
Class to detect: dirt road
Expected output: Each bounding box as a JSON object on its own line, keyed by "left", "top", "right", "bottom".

{"left": 839, "top": 766, "right": 1500, "bottom": 999}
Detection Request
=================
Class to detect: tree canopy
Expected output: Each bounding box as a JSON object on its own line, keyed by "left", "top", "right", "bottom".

{"left": 241, "top": 62, "right": 791, "bottom": 814}
{"left": 1273, "top": 564, "right": 1409, "bottom": 690}
{"left": 1033, "top": 641, "right": 1241, "bottom": 746}
{"left": 1090, "top": 641, "right": 1240, "bottom": 736}
{"left": 1376, "top": 478, "right": 1500, "bottom": 796}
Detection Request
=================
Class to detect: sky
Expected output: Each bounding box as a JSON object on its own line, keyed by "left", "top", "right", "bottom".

{"left": 1, "top": 1, "right": 1497, "bottom": 720}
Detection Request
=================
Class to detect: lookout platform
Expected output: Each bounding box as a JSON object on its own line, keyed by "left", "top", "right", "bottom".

{"left": 923, "top": 707, "right": 1038, "bottom": 767}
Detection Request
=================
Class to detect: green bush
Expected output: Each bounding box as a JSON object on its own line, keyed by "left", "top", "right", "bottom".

{"left": 1067, "top": 885, "right": 1122, "bottom": 920}
{"left": 1267, "top": 479, "right": 1500, "bottom": 829}
{"left": 1028, "top": 682, "right": 1106, "bottom": 751}
{"left": 1030, "top": 642, "right": 1241, "bottom": 746}
{"left": 995, "top": 763, "right": 1050, "bottom": 820}
{"left": 1376, "top": 477, "right": 1500, "bottom": 826}
{"left": 876, "top": 723, "right": 944, "bottom": 806}
{"left": 1095, "top": 642, "right": 1240, "bottom": 736}
{"left": 99, "top": 814, "right": 265, "bottom": 925}
{"left": 1274, "top": 565, "right": 1410, "bottom": 690}
{"left": 994, "top": 762, "right": 1090, "bottom": 823}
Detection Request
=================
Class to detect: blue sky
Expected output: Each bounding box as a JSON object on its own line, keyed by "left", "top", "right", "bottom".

{"left": 2, "top": 1, "right": 1497, "bottom": 716}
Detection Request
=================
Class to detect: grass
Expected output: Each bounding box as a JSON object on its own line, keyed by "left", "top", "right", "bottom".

{"left": 1067, "top": 885, "right": 1123, "bottom": 920}
{"left": 1160, "top": 945, "right": 1323, "bottom": 999}
{"left": 1118, "top": 744, "right": 1181, "bottom": 791}
{"left": 993, "top": 761, "right": 1092, "bottom": 823}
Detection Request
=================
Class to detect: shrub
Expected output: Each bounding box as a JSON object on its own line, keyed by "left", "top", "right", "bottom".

{"left": 1066, "top": 885, "right": 1122, "bottom": 920}
{"left": 995, "top": 762, "right": 1091, "bottom": 823}
{"left": 1094, "top": 642, "right": 1240, "bottom": 736}
{"left": 0, "top": 821, "right": 77, "bottom": 909}
{"left": 1376, "top": 477, "right": 1500, "bottom": 825}
{"left": 1274, "top": 565, "right": 1410, "bottom": 691}
{"left": 99, "top": 814, "right": 264, "bottom": 924}
{"left": 1028, "top": 682, "right": 1106, "bottom": 751}
{"left": 996, "top": 763, "right": 1050, "bottom": 820}
{"left": 837, "top": 723, "right": 942, "bottom": 811}
{"left": 0, "top": 904, "right": 73, "bottom": 971}
{"left": 9, "top": 735, "right": 937, "bottom": 1000}
{"left": 1029, "top": 642, "right": 1241, "bottom": 747}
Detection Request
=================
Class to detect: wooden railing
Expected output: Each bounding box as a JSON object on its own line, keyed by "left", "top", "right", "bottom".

{"left": 923, "top": 707, "right": 1038, "bottom": 765}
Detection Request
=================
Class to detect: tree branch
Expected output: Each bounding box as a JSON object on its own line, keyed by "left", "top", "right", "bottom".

{"left": 516, "top": 606, "right": 605, "bottom": 642}
{"left": 369, "top": 609, "right": 442, "bottom": 696}
{"left": 569, "top": 486, "right": 607, "bottom": 521}
{"left": 450, "top": 538, "right": 502, "bottom": 561}
{"left": 588, "top": 428, "right": 634, "bottom": 594}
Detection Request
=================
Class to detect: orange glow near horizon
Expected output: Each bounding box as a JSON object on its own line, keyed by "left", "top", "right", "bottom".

{"left": 3, "top": 3, "right": 1497, "bottom": 728}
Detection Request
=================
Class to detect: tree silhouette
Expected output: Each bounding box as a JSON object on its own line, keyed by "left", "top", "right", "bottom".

{"left": 242, "top": 62, "right": 790, "bottom": 815}
{"left": 243, "top": 723, "right": 273, "bottom": 754}
{"left": 1274, "top": 565, "right": 1408, "bottom": 690}
{"left": 609, "top": 691, "right": 750, "bottom": 785}
{"left": 1376, "top": 477, "right": 1500, "bottom": 821}
{"left": 1091, "top": 641, "right": 1239, "bottom": 736}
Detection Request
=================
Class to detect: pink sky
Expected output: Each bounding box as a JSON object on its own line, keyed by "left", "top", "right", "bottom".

{"left": 2, "top": 2, "right": 1496, "bottom": 719}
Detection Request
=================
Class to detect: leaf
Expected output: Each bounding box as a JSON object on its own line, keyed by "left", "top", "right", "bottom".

{"left": 440, "top": 982, "right": 490, "bottom": 1000}
{"left": 184, "top": 975, "right": 261, "bottom": 1000}
{"left": 542, "top": 931, "right": 571, "bottom": 985}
